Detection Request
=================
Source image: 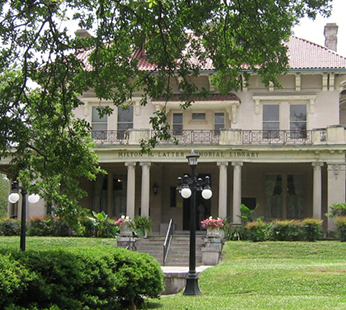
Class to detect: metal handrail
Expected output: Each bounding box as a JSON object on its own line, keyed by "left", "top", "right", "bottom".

{"left": 163, "top": 219, "right": 174, "bottom": 266}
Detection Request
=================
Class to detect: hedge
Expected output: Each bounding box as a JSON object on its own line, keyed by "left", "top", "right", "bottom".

{"left": 0, "top": 216, "right": 119, "bottom": 238}
{"left": 0, "top": 247, "right": 164, "bottom": 310}
{"left": 232, "top": 218, "right": 324, "bottom": 242}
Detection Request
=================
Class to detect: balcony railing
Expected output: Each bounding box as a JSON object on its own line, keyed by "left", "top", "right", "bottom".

{"left": 91, "top": 129, "right": 330, "bottom": 146}
{"left": 92, "top": 130, "right": 128, "bottom": 145}
{"left": 153, "top": 130, "right": 220, "bottom": 145}
{"left": 242, "top": 130, "right": 313, "bottom": 145}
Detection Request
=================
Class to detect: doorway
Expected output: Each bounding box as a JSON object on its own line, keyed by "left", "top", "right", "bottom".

{"left": 264, "top": 174, "right": 305, "bottom": 220}
{"left": 183, "top": 174, "right": 211, "bottom": 230}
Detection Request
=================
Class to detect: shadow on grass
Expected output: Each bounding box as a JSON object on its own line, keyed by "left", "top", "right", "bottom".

{"left": 145, "top": 301, "right": 163, "bottom": 309}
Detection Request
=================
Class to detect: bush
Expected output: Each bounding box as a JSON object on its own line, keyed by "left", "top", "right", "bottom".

{"left": 241, "top": 218, "right": 323, "bottom": 242}
{"left": 269, "top": 220, "right": 303, "bottom": 241}
{"left": 0, "top": 219, "right": 21, "bottom": 236}
{"left": 245, "top": 219, "right": 269, "bottom": 242}
{"left": 79, "top": 217, "right": 96, "bottom": 237}
{"left": 27, "top": 216, "right": 53, "bottom": 236}
{"left": 0, "top": 247, "right": 164, "bottom": 310}
{"left": 51, "top": 218, "right": 75, "bottom": 236}
{"left": 0, "top": 254, "right": 35, "bottom": 307}
{"left": 335, "top": 216, "right": 346, "bottom": 241}
{"left": 301, "top": 218, "right": 323, "bottom": 242}
{"left": 326, "top": 203, "right": 346, "bottom": 217}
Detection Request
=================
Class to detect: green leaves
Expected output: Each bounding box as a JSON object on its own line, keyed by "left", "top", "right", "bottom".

{"left": 0, "top": 0, "right": 332, "bottom": 219}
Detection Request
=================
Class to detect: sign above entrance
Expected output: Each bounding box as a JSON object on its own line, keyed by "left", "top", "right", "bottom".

{"left": 116, "top": 150, "right": 260, "bottom": 160}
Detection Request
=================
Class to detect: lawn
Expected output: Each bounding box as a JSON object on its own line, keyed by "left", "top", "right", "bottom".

{"left": 1, "top": 237, "right": 346, "bottom": 310}
{"left": 151, "top": 241, "right": 346, "bottom": 310}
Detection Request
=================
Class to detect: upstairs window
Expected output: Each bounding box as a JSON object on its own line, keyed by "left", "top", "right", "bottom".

{"left": 192, "top": 113, "right": 206, "bottom": 121}
{"left": 290, "top": 105, "right": 307, "bottom": 138}
{"left": 173, "top": 113, "right": 183, "bottom": 135}
{"left": 214, "top": 113, "right": 224, "bottom": 135}
{"left": 92, "top": 106, "right": 107, "bottom": 140}
{"left": 263, "top": 104, "right": 279, "bottom": 138}
{"left": 117, "top": 106, "right": 133, "bottom": 139}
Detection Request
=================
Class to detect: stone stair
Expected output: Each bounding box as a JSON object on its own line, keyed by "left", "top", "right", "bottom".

{"left": 135, "top": 234, "right": 205, "bottom": 266}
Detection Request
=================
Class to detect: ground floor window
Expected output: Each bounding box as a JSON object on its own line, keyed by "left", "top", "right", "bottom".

{"left": 265, "top": 174, "right": 305, "bottom": 219}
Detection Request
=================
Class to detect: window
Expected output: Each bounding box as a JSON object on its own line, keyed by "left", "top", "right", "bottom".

{"left": 290, "top": 105, "right": 307, "bottom": 138}
{"left": 265, "top": 174, "right": 304, "bottom": 220}
{"left": 92, "top": 107, "right": 107, "bottom": 140}
{"left": 263, "top": 104, "right": 279, "bottom": 138}
{"left": 192, "top": 113, "right": 205, "bottom": 120}
{"left": 173, "top": 113, "right": 183, "bottom": 135}
{"left": 117, "top": 106, "right": 133, "bottom": 139}
{"left": 214, "top": 113, "right": 224, "bottom": 135}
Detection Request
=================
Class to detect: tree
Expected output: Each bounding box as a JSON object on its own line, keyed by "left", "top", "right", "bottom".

{"left": 0, "top": 0, "right": 332, "bottom": 220}
{"left": 0, "top": 174, "right": 9, "bottom": 218}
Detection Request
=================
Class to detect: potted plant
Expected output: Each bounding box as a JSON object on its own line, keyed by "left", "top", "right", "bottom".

{"left": 134, "top": 216, "right": 152, "bottom": 238}
{"left": 201, "top": 216, "right": 224, "bottom": 237}
{"left": 114, "top": 215, "right": 134, "bottom": 237}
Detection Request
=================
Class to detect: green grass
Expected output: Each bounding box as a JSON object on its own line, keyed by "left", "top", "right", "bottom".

{"left": 1, "top": 238, "right": 346, "bottom": 309}
{"left": 150, "top": 241, "right": 346, "bottom": 310}
{"left": 0, "top": 236, "right": 116, "bottom": 250}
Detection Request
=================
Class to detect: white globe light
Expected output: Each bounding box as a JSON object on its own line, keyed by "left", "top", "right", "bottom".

{"left": 28, "top": 194, "right": 40, "bottom": 204}
{"left": 181, "top": 187, "right": 192, "bottom": 199}
{"left": 8, "top": 193, "right": 20, "bottom": 204}
{"left": 202, "top": 189, "right": 212, "bottom": 200}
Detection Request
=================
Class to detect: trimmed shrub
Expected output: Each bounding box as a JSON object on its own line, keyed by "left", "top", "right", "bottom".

{"left": 301, "top": 218, "right": 323, "bottom": 242}
{"left": 0, "top": 247, "right": 164, "bottom": 310}
{"left": 27, "top": 216, "right": 53, "bottom": 236}
{"left": 51, "top": 218, "right": 75, "bottom": 236}
{"left": 335, "top": 216, "right": 346, "bottom": 241}
{"left": 269, "top": 220, "right": 303, "bottom": 241}
{"left": 0, "top": 254, "right": 36, "bottom": 308}
{"left": 245, "top": 220, "right": 269, "bottom": 242}
{"left": 0, "top": 219, "right": 21, "bottom": 236}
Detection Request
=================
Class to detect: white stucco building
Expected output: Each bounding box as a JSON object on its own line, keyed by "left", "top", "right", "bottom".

{"left": 3, "top": 24, "right": 346, "bottom": 234}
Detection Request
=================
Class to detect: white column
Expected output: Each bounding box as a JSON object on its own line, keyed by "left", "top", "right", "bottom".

{"left": 232, "top": 161, "right": 243, "bottom": 224}
{"left": 107, "top": 172, "right": 113, "bottom": 217}
{"left": 125, "top": 162, "right": 136, "bottom": 219}
{"left": 217, "top": 162, "right": 228, "bottom": 219}
{"left": 312, "top": 162, "right": 323, "bottom": 219}
{"left": 327, "top": 163, "right": 346, "bottom": 231}
{"left": 140, "top": 162, "right": 151, "bottom": 217}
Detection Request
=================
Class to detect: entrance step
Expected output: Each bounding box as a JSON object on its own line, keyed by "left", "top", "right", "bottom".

{"left": 134, "top": 235, "right": 205, "bottom": 266}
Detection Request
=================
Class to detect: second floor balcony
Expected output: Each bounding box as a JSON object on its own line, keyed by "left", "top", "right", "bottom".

{"left": 91, "top": 126, "right": 346, "bottom": 147}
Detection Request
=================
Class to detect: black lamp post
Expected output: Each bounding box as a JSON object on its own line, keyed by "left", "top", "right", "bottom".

{"left": 177, "top": 150, "right": 212, "bottom": 296}
{"left": 8, "top": 181, "right": 39, "bottom": 251}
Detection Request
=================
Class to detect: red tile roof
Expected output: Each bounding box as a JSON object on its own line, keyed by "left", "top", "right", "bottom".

{"left": 77, "top": 36, "right": 346, "bottom": 72}
{"left": 287, "top": 36, "right": 346, "bottom": 70}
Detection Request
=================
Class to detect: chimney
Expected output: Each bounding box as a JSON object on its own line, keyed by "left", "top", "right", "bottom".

{"left": 75, "top": 29, "right": 91, "bottom": 38}
{"left": 324, "top": 23, "right": 338, "bottom": 52}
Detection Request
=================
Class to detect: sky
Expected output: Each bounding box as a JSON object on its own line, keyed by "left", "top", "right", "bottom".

{"left": 293, "top": 0, "right": 346, "bottom": 56}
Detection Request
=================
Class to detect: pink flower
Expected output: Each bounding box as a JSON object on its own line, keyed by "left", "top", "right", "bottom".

{"left": 200, "top": 216, "right": 224, "bottom": 228}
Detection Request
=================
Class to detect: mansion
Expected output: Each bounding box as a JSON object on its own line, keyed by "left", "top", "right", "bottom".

{"left": 3, "top": 23, "right": 346, "bottom": 234}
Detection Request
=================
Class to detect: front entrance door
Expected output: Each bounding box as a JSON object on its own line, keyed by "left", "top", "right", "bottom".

{"left": 265, "top": 174, "right": 305, "bottom": 219}
{"left": 183, "top": 174, "right": 211, "bottom": 230}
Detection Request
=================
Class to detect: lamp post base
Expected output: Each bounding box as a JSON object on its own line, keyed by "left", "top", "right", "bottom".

{"left": 183, "top": 274, "right": 201, "bottom": 296}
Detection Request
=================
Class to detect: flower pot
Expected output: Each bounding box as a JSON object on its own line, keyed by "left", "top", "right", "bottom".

{"left": 207, "top": 226, "right": 220, "bottom": 238}
{"left": 120, "top": 222, "right": 132, "bottom": 237}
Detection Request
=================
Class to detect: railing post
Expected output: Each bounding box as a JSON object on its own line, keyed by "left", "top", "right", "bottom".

{"left": 127, "top": 129, "right": 150, "bottom": 145}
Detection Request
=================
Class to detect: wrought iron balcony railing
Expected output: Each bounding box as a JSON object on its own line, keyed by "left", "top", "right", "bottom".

{"left": 242, "top": 130, "right": 314, "bottom": 145}
{"left": 92, "top": 130, "right": 128, "bottom": 145}
{"left": 91, "top": 129, "right": 323, "bottom": 146}
{"left": 152, "top": 130, "right": 221, "bottom": 145}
